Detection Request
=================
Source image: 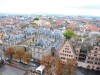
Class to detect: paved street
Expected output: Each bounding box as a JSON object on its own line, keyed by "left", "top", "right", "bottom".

{"left": 0, "top": 65, "right": 26, "bottom": 75}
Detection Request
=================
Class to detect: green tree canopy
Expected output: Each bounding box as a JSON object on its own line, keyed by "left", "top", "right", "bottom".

{"left": 63, "top": 29, "right": 77, "bottom": 39}
{"left": 33, "top": 18, "right": 39, "bottom": 21}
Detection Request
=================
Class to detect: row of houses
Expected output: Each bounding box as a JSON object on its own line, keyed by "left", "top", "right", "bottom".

{"left": 59, "top": 37, "right": 100, "bottom": 70}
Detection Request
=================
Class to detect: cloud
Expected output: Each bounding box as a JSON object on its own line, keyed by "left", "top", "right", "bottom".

{"left": 0, "top": 0, "right": 100, "bottom": 16}
{"left": 70, "top": 4, "right": 100, "bottom": 9}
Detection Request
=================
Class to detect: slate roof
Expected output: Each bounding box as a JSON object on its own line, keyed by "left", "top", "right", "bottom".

{"left": 49, "top": 30, "right": 64, "bottom": 39}
{"left": 23, "top": 27, "right": 36, "bottom": 35}
{"left": 3, "top": 33, "right": 25, "bottom": 42}
{"left": 24, "top": 27, "right": 64, "bottom": 39}
{"left": 52, "top": 40, "right": 61, "bottom": 50}
{"left": 33, "top": 38, "right": 51, "bottom": 49}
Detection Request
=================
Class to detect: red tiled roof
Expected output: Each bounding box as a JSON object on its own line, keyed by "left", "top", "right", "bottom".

{"left": 85, "top": 25, "right": 99, "bottom": 31}
{"left": 66, "top": 25, "right": 77, "bottom": 30}
{"left": 56, "top": 20, "right": 63, "bottom": 25}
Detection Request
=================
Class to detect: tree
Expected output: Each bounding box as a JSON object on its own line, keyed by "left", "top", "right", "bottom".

{"left": 53, "top": 58, "right": 65, "bottom": 75}
{"left": 50, "top": 21, "right": 56, "bottom": 25}
{"left": 63, "top": 29, "right": 77, "bottom": 39}
{"left": 0, "top": 73, "right": 3, "bottom": 75}
{"left": 41, "top": 55, "right": 55, "bottom": 74}
{"left": 13, "top": 47, "right": 25, "bottom": 62}
{"left": 97, "top": 35, "right": 100, "bottom": 38}
{"left": 5, "top": 47, "right": 15, "bottom": 60}
{"left": 22, "top": 52, "right": 32, "bottom": 64}
{"left": 33, "top": 18, "right": 39, "bottom": 21}
{"left": 64, "top": 58, "right": 77, "bottom": 75}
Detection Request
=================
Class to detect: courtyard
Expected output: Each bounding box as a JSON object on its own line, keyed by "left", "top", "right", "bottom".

{"left": 0, "top": 65, "right": 26, "bottom": 75}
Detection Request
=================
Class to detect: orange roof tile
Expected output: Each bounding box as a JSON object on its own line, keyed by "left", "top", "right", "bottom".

{"left": 85, "top": 25, "right": 99, "bottom": 31}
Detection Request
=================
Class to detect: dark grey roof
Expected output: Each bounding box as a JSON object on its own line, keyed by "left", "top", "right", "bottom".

{"left": 23, "top": 27, "right": 36, "bottom": 35}
{"left": 3, "top": 33, "right": 25, "bottom": 42}
{"left": 81, "top": 46, "right": 88, "bottom": 51}
{"left": 98, "top": 41, "right": 100, "bottom": 45}
{"left": 52, "top": 40, "right": 61, "bottom": 50}
{"left": 49, "top": 30, "right": 64, "bottom": 39}
{"left": 38, "top": 38, "right": 46, "bottom": 46}
{"left": 33, "top": 38, "right": 51, "bottom": 49}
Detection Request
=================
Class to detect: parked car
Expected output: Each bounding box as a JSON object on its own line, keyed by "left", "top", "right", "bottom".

{"left": 15, "top": 60, "right": 20, "bottom": 63}
{"left": 31, "top": 59, "right": 35, "bottom": 62}
{"left": 30, "top": 63, "right": 37, "bottom": 67}
{"left": 23, "top": 62, "right": 28, "bottom": 65}
{"left": 5, "top": 58, "right": 9, "bottom": 61}
{"left": 29, "top": 63, "right": 39, "bottom": 67}
{"left": 34, "top": 59, "right": 39, "bottom": 63}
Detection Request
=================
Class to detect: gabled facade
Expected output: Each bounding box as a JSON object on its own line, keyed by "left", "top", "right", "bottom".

{"left": 59, "top": 40, "right": 76, "bottom": 63}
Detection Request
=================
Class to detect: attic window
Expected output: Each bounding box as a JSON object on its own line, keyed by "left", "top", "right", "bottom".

{"left": 71, "top": 55, "right": 73, "bottom": 57}
{"left": 66, "top": 46, "right": 69, "bottom": 47}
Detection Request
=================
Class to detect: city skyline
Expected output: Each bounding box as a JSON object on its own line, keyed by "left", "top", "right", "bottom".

{"left": 0, "top": 0, "right": 100, "bottom": 16}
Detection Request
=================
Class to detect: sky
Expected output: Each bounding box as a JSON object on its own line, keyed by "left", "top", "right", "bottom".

{"left": 0, "top": 0, "right": 100, "bottom": 16}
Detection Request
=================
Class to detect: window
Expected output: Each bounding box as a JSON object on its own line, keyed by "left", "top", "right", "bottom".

{"left": 71, "top": 55, "right": 73, "bottom": 57}
{"left": 60, "top": 53, "right": 62, "bottom": 55}
{"left": 87, "top": 61, "right": 93, "bottom": 64}
{"left": 94, "top": 54, "right": 97, "bottom": 56}
{"left": 66, "top": 46, "right": 69, "bottom": 47}
{"left": 65, "top": 48, "right": 69, "bottom": 50}
{"left": 65, "top": 54, "right": 66, "bottom": 56}
{"left": 61, "top": 57, "right": 65, "bottom": 60}
{"left": 95, "top": 58, "right": 98, "bottom": 60}
{"left": 87, "top": 65, "right": 90, "bottom": 68}
{"left": 91, "top": 57, "right": 94, "bottom": 60}
{"left": 67, "top": 48, "right": 69, "bottom": 50}
{"left": 63, "top": 50, "right": 64, "bottom": 52}
{"left": 69, "top": 55, "right": 70, "bottom": 57}
{"left": 95, "top": 62, "right": 97, "bottom": 65}
{"left": 94, "top": 51, "right": 97, "bottom": 53}
{"left": 98, "top": 63, "right": 100, "bottom": 65}
{"left": 65, "top": 51, "right": 66, "bottom": 52}
{"left": 88, "top": 57, "right": 90, "bottom": 59}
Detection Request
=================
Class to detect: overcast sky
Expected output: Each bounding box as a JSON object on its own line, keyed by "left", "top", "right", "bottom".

{"left": 0, "top": 0, "right": 100, "bottom": 16}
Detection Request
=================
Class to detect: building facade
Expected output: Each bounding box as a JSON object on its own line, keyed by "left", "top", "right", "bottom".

{"left": 59, "top": 37, "right": 100, "bottom": 70}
